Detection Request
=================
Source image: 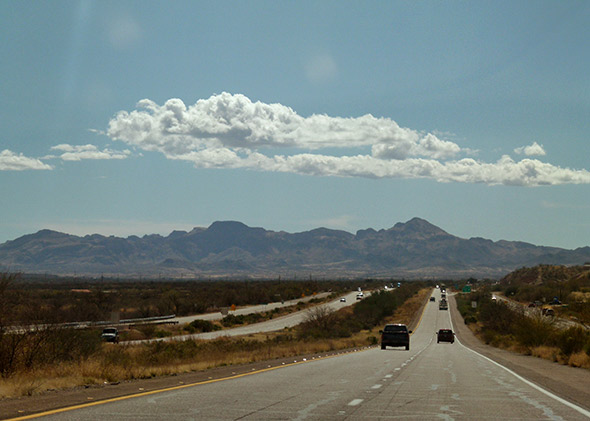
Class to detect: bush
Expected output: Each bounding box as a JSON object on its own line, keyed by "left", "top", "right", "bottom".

{"left": 186, "top": 319, "right": 220, "bottom": 333}
{"left": 221, "top": 314, "right": 245, "bottom": 327}
{"left": 514, "top": 316, "right": 554, "bottom": 348}
{"left": 558, "top": 327, "right": 590, "bottom": 356}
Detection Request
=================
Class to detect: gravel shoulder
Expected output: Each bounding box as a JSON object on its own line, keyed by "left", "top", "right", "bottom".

{"left": 449, "top": 294, "right": 590, "bottom": 412}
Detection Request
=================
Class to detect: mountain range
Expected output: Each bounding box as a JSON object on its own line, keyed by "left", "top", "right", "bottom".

{"left": 1, "top": 218, "right": 589, "bottom": 279}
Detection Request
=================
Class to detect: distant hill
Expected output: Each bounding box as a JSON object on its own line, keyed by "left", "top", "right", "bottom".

{"left": 1, "top": 218, "right": 589, "bottom": 279}
{"left": 500, "top": 264, "right": 590, "bottom": 286}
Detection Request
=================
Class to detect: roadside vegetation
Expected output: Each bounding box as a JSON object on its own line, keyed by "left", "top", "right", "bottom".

{"left": 1, "top": 274, "right": 352, "bottom": 323}
{"left": 456, "top": 284, "right": 590, "bottom": 370}
{"left": 0, "top": 273, "right": 427, "bottom": 398}
{"left": 122, "top": 296, "right": 329, "bottom": 341}
{"left": 499, "top": 264, "right": 590, "bottom": 325}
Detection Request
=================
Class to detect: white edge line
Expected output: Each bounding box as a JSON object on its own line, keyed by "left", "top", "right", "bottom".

{"left": 448, "top": 296, "right": 590, "bottom": 418}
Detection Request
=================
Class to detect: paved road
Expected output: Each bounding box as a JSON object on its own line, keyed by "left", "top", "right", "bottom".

{"left": 171, "top": 292, "right": 332, "bottom": 324}
{"left": 32, "top": 289, "right": 590, "bottom": 420}
{"left": 125, "top": 291, "right": 364, "bottom": 344}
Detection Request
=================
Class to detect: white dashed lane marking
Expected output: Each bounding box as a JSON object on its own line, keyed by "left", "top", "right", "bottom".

{"left": 348, "top": 399, "right": 364, "bottom": 406}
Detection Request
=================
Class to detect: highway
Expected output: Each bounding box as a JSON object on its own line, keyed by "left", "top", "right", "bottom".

{"left": 125, "top": 291, "right": 364, "bottom": 344}
{"left": 23, "top": 289, "right": 590, "bottom": 420}
{"left": 171, "top": 292, "right": 333, "bottom": 324}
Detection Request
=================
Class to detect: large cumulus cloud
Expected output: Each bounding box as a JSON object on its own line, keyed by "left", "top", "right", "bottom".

{"left": 106, "top": 92, "right": 590, "bottom": 186}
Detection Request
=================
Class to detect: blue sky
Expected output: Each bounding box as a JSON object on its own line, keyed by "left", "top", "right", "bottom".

{"left": 1, "top": 1, "right": 589, "bottom": 249}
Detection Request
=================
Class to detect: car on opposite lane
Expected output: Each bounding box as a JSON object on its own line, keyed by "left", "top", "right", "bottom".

{"left": 101, "top": 327, "right": 119, "bottom": 343}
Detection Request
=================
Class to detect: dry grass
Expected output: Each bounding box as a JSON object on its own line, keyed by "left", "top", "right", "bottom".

{"left": 567, "top": 351, "right": 590, "bottom": 368}
{"left": 530, "top": 345, "right": 561, "bottom": 363}
{"left": 365, "top": 288, "right": 431, "bottom": 339}
{"left": 464, "top": 315, "right": 590, "bottom": 370}
{"left": 0, "top": 291, "right": 428, "bottom": 399}
{"left": 0, "top": 334, "right": 372, "bottom": 399}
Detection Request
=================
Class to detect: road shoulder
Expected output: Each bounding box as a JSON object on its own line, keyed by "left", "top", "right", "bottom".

{"left": 449, "top": 294, "right": 590, "bottom": 412}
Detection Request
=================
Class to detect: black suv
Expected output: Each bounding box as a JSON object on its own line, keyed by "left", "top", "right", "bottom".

{"left": 437, "top": 329, "right": 454, "bottom": 343}
{"left": 380, "top": 324, "right": 411, "bottom": 350}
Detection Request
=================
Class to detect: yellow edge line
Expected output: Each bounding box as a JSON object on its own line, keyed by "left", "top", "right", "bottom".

{"left": 8, "top": 290, "right": 431, "bottom": 420}
{"left": 5, "top": 350, "right": 363, "bottom": 420}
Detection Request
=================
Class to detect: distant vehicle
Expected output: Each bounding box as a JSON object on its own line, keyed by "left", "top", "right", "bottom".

{"left": 439, "top": 301, "right": 448, "bottom": 310}
{"left": 340, "top": 297, "right": 346, "bottom": 302}
{"left": 380, "top": 324, "right": 411, "bottom": 350}
{"left": 491, "top": 295, "right": 497, "bottom": 301}
{"left": 101, "top": 327, "right": 119, "bottom": 343}
{"left": 542, "top": 307, "right": 555, "bottom": 316}
{"left": 356, "top": 293, "right": 364, "bottom": 300}
{"left": 437, "top": 329, "right": 454, "bottom": 343}
{"left": 429, "top": 297, "right": 436, "bottom": 302}
{"left": 441, "top": 293, "right": 446, "bottom": 299}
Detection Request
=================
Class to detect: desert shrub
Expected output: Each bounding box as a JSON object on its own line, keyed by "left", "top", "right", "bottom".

{"left": 557, "top": 327, "right": 590, "bottom": 356}
{"left": 298, "top": 306, "right": 339, "bottom": 339}
{"left": 221, "top": 314, "right": 246, "bottom": 327}
{"left": 0, "top": 327, "right": 103, "bottom": 377}
{"left": 514, "top": 316, "right": 555, "bottom": 348}
{"left": 478, "top": 300, "right": 517, "bottom": 333}
{"left": 99, "top": 343, "right": 134, "bottom": 369}
{"left": 353, "top": 286, "right": 418, "bottom": 329}
{"left": 298, "top": 284, "right": 421, "bottom": 340}
{"left": 139, "top": 340, "right": 200, "bottom": 365}
{"left": 455, "top": 294, "right": 478, "bottom": 323}
{"left": 45, "top": 328, "right": 102, "bottom": 362}
{"left": 186, "top": 319, "right": 219, "bottom": 333}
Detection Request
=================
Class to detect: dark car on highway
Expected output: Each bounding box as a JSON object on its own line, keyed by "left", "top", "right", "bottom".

{"left": 437, "top": 329, "right": 454, "bottom": 343}
{"left": 380, "top": 324, "right": 411, "bottom": 350}
{"left": 429, "top": 297, "right": 436, "bottom": 302}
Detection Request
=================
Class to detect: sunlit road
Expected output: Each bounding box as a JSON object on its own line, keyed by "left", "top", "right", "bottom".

{"left": 34, "top": 289, "right": 590, "bottom": 420}
{"left": 171, "top": 292, "right": 332, "bottom": 324}
{"left": 126, "top": 291, "right": 364, "bottom": 344}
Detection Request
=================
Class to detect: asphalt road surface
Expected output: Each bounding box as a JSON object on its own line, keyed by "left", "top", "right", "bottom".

{"left": 171, "top": 292, "right": 332, "bottom": 324}
{"left": 17, "top": 289, "right": 590, "bottom": 420}
{"left": 126, "top": 291, "right": 364, "bottom": 344}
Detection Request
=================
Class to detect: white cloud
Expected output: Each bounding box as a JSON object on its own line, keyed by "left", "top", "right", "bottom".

{"left": 106, "top": 93, "right": 590, "bottom": 186}
{"left": 0, "top": 150, "right": 52, "bottom": 171}
{"left": 108, "top": 92, "right": 461, "bottom": 157}
{"left": 50, "top": 144, "right": 131, "bottom": 161}
{"left": 514, "top": 141, "right": 546, "bottom": 156}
